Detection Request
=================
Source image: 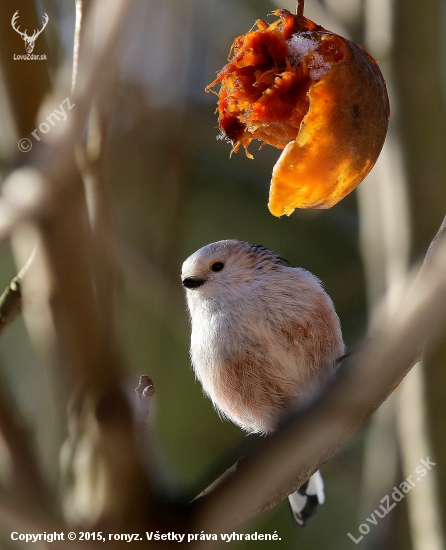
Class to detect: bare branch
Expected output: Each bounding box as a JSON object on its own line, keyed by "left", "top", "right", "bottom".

{"left": 0, "top": 0, "right": 122, "bottom": 338}
{"left": 8, "top": 0, "right": 155, "bottom": 533}
{"left": 72, "top": 0, "right": 93, "bottom": 93}
{"left": 0, "top": 0, "right": 153, "bottom": 538}
{"left": 296, "top": 0, "right": 304, "bottom": 20}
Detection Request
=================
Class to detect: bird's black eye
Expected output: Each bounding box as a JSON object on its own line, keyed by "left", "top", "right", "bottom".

{"left": 210, "top": 261, "right": 224, "bottom": 272}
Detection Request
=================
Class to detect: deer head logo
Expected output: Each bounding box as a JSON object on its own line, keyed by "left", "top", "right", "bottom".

{"left": 11, "top": 11, "right": 49, "bottom": 54}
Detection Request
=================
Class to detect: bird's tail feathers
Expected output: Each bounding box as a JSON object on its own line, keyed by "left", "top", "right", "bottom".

{"left": 288, "top": 470, "right": 324, "bottom": 527}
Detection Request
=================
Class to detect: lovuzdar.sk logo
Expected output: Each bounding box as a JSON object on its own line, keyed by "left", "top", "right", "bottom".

{"left": 11, "top": 10, "right": 48, "bottom": 60}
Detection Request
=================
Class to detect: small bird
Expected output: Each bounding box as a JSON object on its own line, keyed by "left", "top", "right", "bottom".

{"left": 181, "top": 240, "right": 344, "bottom": 526}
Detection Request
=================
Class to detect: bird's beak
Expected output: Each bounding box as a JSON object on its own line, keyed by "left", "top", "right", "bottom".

{"left": 182, "top": 277, "right": 205, "bottom": 289}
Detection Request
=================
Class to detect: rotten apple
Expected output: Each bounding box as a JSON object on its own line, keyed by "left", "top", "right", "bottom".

{"left": 206, "top": 9, "right": 390, "bottom": 214}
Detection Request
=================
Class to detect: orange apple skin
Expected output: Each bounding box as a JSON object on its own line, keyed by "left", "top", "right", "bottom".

{"left": 206, "top": 10, "right": 390, "bottom": 214}
{"left": 269, "top": 37, "right": 390, "bottom": 215}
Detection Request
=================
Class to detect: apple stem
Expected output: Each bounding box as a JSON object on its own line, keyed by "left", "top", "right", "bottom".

{"left": 296, "top": 0, "right": 304, "bottom": 20}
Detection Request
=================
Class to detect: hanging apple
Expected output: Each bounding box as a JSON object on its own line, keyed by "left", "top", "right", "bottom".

{"left": 206, "top": 7, "right": 389, "bottom": 215}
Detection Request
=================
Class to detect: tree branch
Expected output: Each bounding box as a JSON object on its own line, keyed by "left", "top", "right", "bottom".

{"left": 1, "top": 0, "right": 154, "bottom": 537}
{"left": 296, "top": 0, "right": 304, "bottom": 20}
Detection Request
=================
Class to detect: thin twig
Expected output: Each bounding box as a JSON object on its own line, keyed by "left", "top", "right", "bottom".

{"left": 296, "top": 0, "right": 304, "bottom": 20}
{"left": 72, "top": 0, "right": 83, "bottom": 93}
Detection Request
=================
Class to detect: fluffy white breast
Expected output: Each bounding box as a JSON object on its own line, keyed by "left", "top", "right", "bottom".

{"left": 182, "top": 241, "right": 344, "bottom": 433}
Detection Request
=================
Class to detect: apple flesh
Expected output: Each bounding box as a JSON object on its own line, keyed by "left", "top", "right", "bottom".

{"left": 206, "top": 9, "right": 390, "bottom": 214}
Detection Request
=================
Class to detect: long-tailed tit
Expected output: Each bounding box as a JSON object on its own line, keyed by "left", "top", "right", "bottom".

{"left": 182, "top": 240, "right": 344, "bottom": 526}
